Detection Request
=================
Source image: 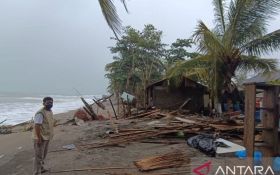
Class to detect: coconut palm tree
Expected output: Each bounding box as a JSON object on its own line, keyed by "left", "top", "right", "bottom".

{"left": 168, "top": 0, "right": 280, "bottom": 106}
{"left": 99, "top": 0, "right": 128, "bottom": 37}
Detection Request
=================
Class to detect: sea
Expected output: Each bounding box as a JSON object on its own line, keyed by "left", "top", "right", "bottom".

{"left": 0, "top": 93, "right": 101, "bottom": 125}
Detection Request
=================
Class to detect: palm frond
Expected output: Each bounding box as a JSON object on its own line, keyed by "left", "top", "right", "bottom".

{"left": 166, "top": 62, "right": 198, "bottom": 87}
{"left": 226, "top": 0, "right": 280, "bottom": 47}
{"left": 235, "top": 18, "right": 266, "bottom": 46}
{"left": 166, "top": 55, "right": 212, "bottom": 83}
{"left": 193, "top": 21, "right": 225, "bottom": 54}
{"left": 213, "top": 0, "right": 227, "bottom": 34}
{"left": 238, "top": 55, "right": 278, "bottom": 73}
{"left": 119, "top": 0, "right": 129, "bottom": 12}
{"left": 99, "top": 0, "right": 128, "bottom": 38}
{"left": 241, "top": 29, "right": 280, "bottom": 55}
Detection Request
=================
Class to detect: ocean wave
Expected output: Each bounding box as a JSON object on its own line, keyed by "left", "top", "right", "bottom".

{"left": 19, "top": 95, "right": 101, "bottom": 101}
{"left": 0, "top": 94, "right": 101, "bottom": 125}
{"left": 20, "top": 97, "right": 43, "bottom": 100}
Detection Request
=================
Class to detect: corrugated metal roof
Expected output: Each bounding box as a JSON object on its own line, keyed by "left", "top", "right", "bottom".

{"left": 243, "top": 71, "right": 280, "bottom": 84}
{"left": 146, "top": 76, "right": 207, "bottom": 89}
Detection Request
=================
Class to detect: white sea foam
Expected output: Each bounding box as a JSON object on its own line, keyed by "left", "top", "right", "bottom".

{"left": 0, "top": 94, "right": 102, "bottom": 125}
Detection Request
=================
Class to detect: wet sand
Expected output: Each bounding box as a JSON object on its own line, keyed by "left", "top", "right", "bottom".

{"left": 0, "top": 101, "right": 203, "bottom": 175}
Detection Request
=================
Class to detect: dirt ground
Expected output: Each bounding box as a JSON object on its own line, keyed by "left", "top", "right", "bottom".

{"left": 0, "top": 102, "right": 216, "bottom": 175}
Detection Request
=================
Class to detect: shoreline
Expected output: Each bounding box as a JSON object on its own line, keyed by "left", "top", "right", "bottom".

{"left": 0, "top": 100, "right": 121, "bottom": 174}
{"left": 0, "top": 96, "right": 117, "bottom": 127}
{"left": 0, "top": 109, "right": 78, "bottom": 136}
{"left": 1, "top": 99, "right": 119, "bottom": 133}
{"left": 0, "top": 101, "right": 207, "bottom": 175}
{"left": 0, "top": 109, "right": 77, "bottom": 128}
{"left": 0, "top": 94, "right": 103, "bottom": 127}
{"left": 0, "top": 109, "right": 77, "bottom": 168}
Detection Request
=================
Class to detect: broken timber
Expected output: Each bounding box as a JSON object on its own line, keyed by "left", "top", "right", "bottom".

{"left": 134, "top": 151, "right": 187, "bottom": 171}
{"left": 81, "top": 97, "right": 97, "bottom": 120}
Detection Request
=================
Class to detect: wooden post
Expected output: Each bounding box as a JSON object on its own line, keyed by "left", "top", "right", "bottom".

{"left": 275, "top": 87, "right": 280, "bottom": 156}
{"left": 121, "top": 99, "right": 126, "bottom": 118}
{"left": 81, "top": 97, "right": 97, "bottom": 119}
{"left": 109, "top": 98, "right": 118, "bottom": 120}
{"left": 244, "top": 84, "right": 256, "bottom": 158}
{"left": 262, "top": 86, "right": 279, "bottom": 156}
{"left": 127, "top": 95, "right": 131, "bottom": 117}
{"left": 117, "top": 91, "right": 120, "bottom": 116}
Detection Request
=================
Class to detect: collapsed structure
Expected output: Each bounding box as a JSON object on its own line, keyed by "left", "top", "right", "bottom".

{"left": 146, "top": 76, "right": 208, "bottom": 113}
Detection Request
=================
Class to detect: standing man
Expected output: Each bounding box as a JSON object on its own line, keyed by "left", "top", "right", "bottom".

{"left": 32, "top": 97, "right": 54, "bottom": 175}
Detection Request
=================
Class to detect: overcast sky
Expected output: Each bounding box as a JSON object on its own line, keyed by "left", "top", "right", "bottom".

{"left": 0, "top": 0, "right": 279, "bottom": 95}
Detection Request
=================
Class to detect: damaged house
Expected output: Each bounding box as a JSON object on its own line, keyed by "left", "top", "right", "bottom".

{"left": 146, "top": 76, "right": 208, "bottom": 113}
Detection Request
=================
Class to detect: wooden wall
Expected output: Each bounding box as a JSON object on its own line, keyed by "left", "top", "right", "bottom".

{"left": 152, "top": 85, "right": 204, "bottom": 112}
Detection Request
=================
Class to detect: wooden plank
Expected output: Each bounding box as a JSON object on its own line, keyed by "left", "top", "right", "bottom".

{"left": 174, "top": 117, "right": 208, "bottom": 128}
{"left": 174, "top": 117, "right": 196, "bottom": 124}
{"left": 82, "top": 107, "right": 94, "bottom": 118}
{"left": 92, "top": 98, "right": 105, "bottom": 110}
{"left": 273, "top": 87, "right": 279, "bottom": 155}
{"left": 109, "top": 98, "right": 118, "bottom": 120}
{"left": 81, "top": 97, "right": 97, "bottom": 119}
{"left": 209, "top": 124, "right": 243, "bottom": 131}
{"left": 262, "top": 86, "right": 279, "bottom": 156}
{"left": 140, "top": 140, "right": 185, "bottom": 144}
{"left": 244, "top": 84, "right": 256, "bottom": 158}
{"left": 178, "top": 98, "right": 191, "bottom": 110}
{"left": 134, "top": 151, "right": 186, "bottom": 171}
{"left": 262, "top": 87, "right": 274, "bottom": 146}
{"left": 129, "top": 109, "right": 160, "bottom": 119}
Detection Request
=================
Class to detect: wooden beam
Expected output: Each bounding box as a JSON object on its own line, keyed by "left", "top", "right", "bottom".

{"left": 109, "top": 98, "right": 118, "bottom": 120}
{"left": 244, "top": 84, "right": 256, "bottom": 158}
{"left": 262, "top": 86, "right": 279, "bottom": 156}
{"left": 273, "top": 87, "right": 280, "bottom": 156}
{"left": 273, "top": 87, "right": 279, "bottom": 155}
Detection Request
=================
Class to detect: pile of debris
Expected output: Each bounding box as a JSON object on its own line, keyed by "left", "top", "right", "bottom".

{"left": 78, "top": 108, "right": 244, "bottom": 150}
{"left": 69, "top": 94, "right": 118, "bottom": 126}
{"left": 0, "top": 125, "right": 12, "bottom": 134}
{"left": 53, "top": 107, "right": 246, "bottom": 174}
{"left": 0, "top": 119, "right": 11, "bottom": 134}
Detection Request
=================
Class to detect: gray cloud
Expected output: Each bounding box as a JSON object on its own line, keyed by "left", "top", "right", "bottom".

{"left": 0, "top": 0, "right": 279, "bottom": 95}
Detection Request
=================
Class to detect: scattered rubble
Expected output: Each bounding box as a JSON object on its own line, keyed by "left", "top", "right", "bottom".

{"left": 0, "top": 125, "right": 12, "bottom": 134}
{"left": 77, "top": 108, "right": 245, "bottom": 155}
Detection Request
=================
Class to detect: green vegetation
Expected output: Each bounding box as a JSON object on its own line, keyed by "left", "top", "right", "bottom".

{"left": 168, "top": 0, "right": 280, "bottom": 106}
{"left": 105, "top": 25, "right": 166, "bottom": 105}
{"left": 105, "top": 0, "right": 280, "bottom": 109}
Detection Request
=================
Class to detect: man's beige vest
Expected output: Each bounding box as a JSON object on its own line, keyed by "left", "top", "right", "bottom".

{"left": 32, "top": 108, "right": 54, "bottom": 140}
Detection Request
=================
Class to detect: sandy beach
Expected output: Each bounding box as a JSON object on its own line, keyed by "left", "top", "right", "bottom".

{"left": 0, "top": 101, "right": 122, "bottom": 175}
{"left": 0, "top": 109, "right": 76, "bottom": 175}
{"left": 1, "top": 0, "right": 280, "bottom": 174}
{"left": 0, "top": 100, "right": 207, "bottom": 175}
